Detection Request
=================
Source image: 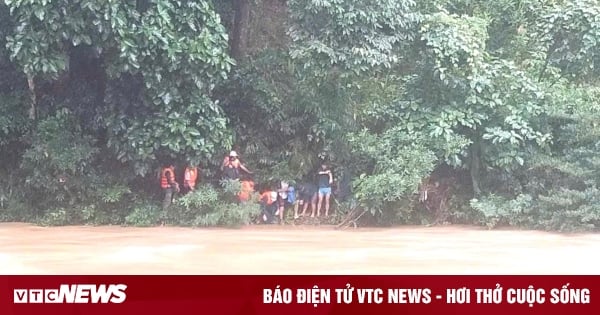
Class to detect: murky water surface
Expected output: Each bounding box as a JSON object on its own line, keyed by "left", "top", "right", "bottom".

{"left": 1, "top": 223, "right": 598, "bottom": 274}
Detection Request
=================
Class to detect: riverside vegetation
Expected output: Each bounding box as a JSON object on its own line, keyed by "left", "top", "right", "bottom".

{"left": 0, "top": 0, "right": 599, "bottom": 232}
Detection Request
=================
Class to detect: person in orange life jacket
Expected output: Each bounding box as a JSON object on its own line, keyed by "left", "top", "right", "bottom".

{"left": 316, "top": 162, "right": 333, "bottom": 217}
{"left": 238, "top": 179, "right": 255, "bottom": 203}
{"left": 259, "top": 189, "right": 278, "bottom": 224}
{"left": 221, "top": 151, "right": 253, "bottom": 180}
{"left": 159, "top": 163, "right": 180, "bottom": 214}
{"left": 183, "top": 163, "right": 199, "bottom": 193}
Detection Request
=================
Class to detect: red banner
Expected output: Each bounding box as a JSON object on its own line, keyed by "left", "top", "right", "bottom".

{"left": 0, "top": 276, "right": 595, "bottom": 315}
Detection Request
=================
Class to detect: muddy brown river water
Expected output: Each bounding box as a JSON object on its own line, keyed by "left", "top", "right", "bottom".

{"left": 0, "top": 223, "right": 598, "bottom": 274}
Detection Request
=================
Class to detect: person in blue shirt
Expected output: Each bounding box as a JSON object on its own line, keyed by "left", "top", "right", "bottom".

{"left": 316, "top": 163, "right": 333, "bottom": 217}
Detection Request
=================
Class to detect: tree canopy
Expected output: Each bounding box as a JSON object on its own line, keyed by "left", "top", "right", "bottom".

{"left": 1, "top": 0, "right": 599, "bottom": 231}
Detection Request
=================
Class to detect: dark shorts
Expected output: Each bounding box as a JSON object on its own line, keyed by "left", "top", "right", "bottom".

{"left": 277, "top": 195, "right": 292, "bottom": 207}
{"left": 261, "top": 202, "right": 276, "bottom": 214}
{"left": 300, "top": 191, "right": 317, "bottom": 203}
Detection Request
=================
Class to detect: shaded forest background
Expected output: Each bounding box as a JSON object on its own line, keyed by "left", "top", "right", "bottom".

{"left": 1, "top": 0, "right": 600, "bottom": 231}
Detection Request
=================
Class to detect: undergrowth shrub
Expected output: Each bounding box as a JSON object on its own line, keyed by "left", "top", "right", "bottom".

{"left": 349, "top": 129, "right": 440, "bottom": 223}
{"left": 156, "top": 183, "right": 262, "bottom": 227}
{"left": 195, "top": 201, "right": 261, "bottom": 227}
{"left": 125, "top": 201, "right": 162, "bottom": 227}
{"left": 471, "top": 190, "right": 600, "bottom": 232}
{"left": 0, "top": 171, "right": 32, "bottom": 221}
{"left": 20, "top": 109, "right": 100, "bottom": 209}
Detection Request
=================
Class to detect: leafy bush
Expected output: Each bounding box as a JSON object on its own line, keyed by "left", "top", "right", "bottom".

{"left": 0, "top": 199, "right": 29, "bottom": 222}
{"left": 535, "top": 188, "right": 600, "bottom": 232}
{"left": 0, "top": 93, "right": 30, "bottom": 147}
{"left": 84, "top": 184, "right": 133, "bottom": 225}
{"left": 125, "top": 202, "right": 163, "bottom": 227}
{"left": 349, "top": 128, "right": 445, "bottom": 220}
{"left": 38, "top": 208, "right": 71, "bottom": 226}
{"left": 194, "top": 201, "right": 261, "bottom": 228}
{"left": 219, "top": 179, "right": 244, "bottom": 203}
{"left": 20, "top": 109, "right": 100, "bottom": 208}
{"left": 446, "top": 192, "right": 485, "bottom": 225}
{"left": 471, "top": 194, "right": 534, "bottom": 229}
{"left": 169, "top": 184, "right": 221, "bottom": 225}
{"left": 155, "top": 183, "right": 262, "bottom": 227}
{"left": 471, "top": 190, "right": 600, "bottom": 232}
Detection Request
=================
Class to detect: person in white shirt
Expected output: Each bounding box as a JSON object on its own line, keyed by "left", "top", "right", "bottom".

{"left": 275, "top": 180, "right": 293, "bottom": 224}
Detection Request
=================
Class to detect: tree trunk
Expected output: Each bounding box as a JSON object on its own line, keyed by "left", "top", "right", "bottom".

{"left": 26, "top": 74, "right": 36, "bottom": 121}
{"left": 231, "top": 0, "right": 250, "bottom": 61}
{"left": 470, "top": 140, "right": 482, "bottom": 197}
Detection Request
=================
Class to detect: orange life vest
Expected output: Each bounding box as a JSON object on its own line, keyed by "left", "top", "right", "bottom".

{"left": 160, "top": 166, "right": 175, "bottom": 189}
{"left": 260, "top": 191, "right": 276, "bottom": 205}
{"left": 238, "top": 180, "right": 255, "bottom": 202}
{"left": 184, "top": 167, "right": 198, "bottom": 188}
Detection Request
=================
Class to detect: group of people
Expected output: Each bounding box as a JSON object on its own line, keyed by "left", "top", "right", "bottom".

{"left": 158, "top": 162, "right": 200, "bottom": 210}
{"left": 158, "top": 150, "right": 253, "bottom": 207}
{"left": 258, "top": 163, "right": 334, "bottom": 224}
{"left": 157, "top": 150, "right": 336, "bottom": 225}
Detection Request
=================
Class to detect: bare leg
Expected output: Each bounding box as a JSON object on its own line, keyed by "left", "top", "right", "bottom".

{"left": 310, "top": 195, "right": 317, "bottom": 217}
{"left": 301, "top": 202, "right": 309, "bottom": 216}
{"left": 316, "top": 193, "right": 323, "bottom": 217}
{"left": 325, "top": 193, "right": 331, "bottom": 217}
{"left": 294, "top": 201, "right": 300, "bottom": 219}
{"left": 279, "top": 205, "right": 285, "bottom": 224}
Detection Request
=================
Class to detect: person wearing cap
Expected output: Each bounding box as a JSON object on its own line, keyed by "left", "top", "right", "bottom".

{"left": 221, "top": 150, "right": 253, "bottom": 180}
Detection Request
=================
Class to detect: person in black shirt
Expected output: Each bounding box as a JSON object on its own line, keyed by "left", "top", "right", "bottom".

{"left": 316, "top": 163, "right": 333, "bottom": 217}
{"left": 221, "top": 151, "right": 253, "bottom": 181}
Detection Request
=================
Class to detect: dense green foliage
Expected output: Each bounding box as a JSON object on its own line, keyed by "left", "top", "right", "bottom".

{"left": 1, "top": 0, "right": 599, "bottom": 231}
